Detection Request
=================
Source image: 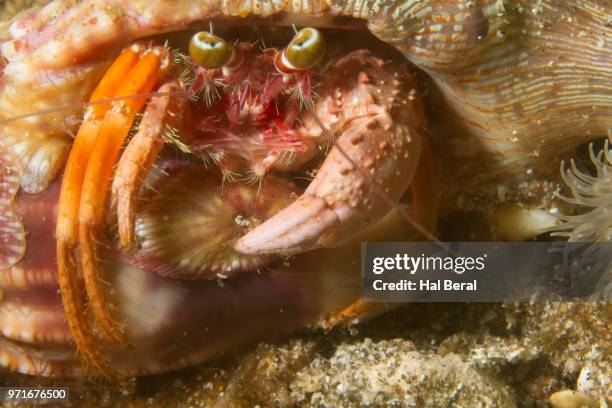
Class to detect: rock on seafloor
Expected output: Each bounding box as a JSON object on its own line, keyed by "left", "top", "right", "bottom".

{"left": 291, "top": 339, "right": 516, "bottom": 407}
{"left": 549, "top": 390, "right": 598, "bottom": 408}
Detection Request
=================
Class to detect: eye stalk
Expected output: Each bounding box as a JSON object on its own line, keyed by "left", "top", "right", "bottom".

{"left": 189, "top": 31, "right": 233, "bottom": 69}
{"left": 276, "top": 27, "right": 326, "bottom": 73}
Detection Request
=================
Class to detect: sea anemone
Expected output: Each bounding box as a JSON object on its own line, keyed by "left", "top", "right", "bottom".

{"left": 550, "top": 136, "right": 612, "bottom": 301}
{"left": 127, "top": 164, "right": 302, "bottom": 280}
{"left": 553, "top": 136, "right": 612, "bottom": 243}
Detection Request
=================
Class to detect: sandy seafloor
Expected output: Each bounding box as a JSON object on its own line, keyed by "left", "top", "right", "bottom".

{"left": 1, "top": 302, "right": 610, "bottom": 407}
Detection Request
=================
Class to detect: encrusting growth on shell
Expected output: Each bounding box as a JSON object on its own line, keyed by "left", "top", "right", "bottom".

{"left": 0, "top": 140, "right": 25, "bottom": 270}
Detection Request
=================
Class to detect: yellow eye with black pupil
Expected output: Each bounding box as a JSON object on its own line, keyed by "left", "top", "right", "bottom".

{"left": 189, "top": 31, "right": 232, "bottom": 69}
{"left": 284, "top": 28, "right": 326, "bottom": 70}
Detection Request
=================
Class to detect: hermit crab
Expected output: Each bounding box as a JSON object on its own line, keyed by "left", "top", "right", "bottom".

{"left": 0, "top": 0, "right": 610, "bottom": 382}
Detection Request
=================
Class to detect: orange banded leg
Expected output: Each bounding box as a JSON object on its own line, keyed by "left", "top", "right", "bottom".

{"left": 324, "top": 138, "right": 438, "bottom": 327}
{"left": 56, "top": 245, "right": 122, "bottom": 381}
{"left": 56, "top": 46, "right": 143, "bottom": 379}
{"left": 79, "top": 47, "right": 169, "bottom": 347}
{"left": 111, "top": 80, "right": 188, "bottom": 251}
{"left": 57, "top": 45, "right": 142, "bottom": 250}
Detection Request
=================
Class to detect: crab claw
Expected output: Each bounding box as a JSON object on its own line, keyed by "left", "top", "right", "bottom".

{"left": 236, "top": 51, "right": 425, "bottom": 255}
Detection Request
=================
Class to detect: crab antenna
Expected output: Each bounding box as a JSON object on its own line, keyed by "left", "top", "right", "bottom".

{"left": 0, "top": 91, "right": 192, "bottom": 126}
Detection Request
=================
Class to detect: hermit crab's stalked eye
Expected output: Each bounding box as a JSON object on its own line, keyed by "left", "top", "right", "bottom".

{"left": 189, "top": 31, "right": 233, "bottom": 69}
{"left": 276, "top": 27, "right": 326, "bottom": 73}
